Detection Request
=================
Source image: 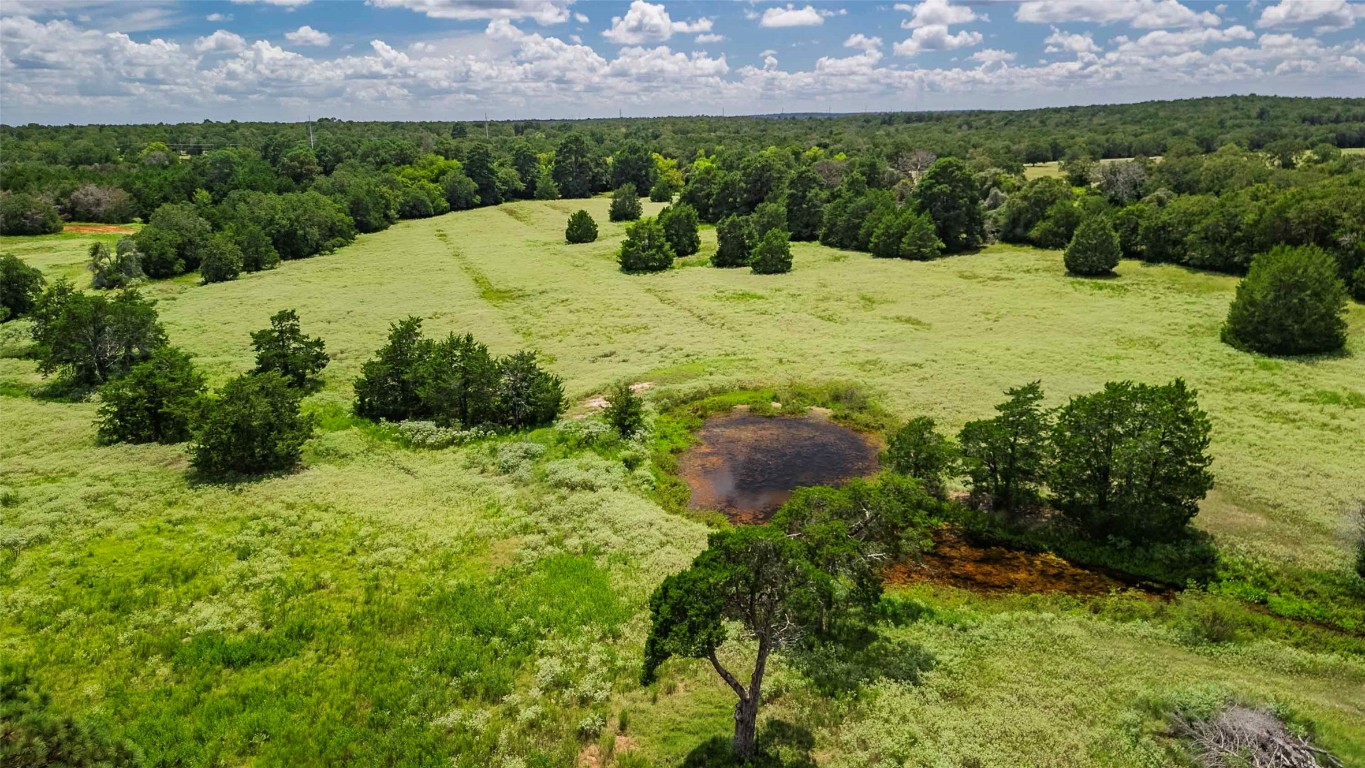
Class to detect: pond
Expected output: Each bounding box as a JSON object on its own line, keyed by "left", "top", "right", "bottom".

{"left": 676, "top": 409, "right": 881, "bottom": 524}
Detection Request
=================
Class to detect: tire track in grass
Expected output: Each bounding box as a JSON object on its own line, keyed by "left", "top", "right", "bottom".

{"left": 434, "top": 228, "right": 536, "bottom": 344}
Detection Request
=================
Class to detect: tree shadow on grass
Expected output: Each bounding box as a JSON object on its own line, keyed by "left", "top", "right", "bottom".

{"left": 681, "top": 721, "right": 816, "bottom": 768}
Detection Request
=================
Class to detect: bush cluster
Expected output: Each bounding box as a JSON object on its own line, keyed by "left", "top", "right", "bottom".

{"left": 353, "top": 316, "right": 564, "bottom": 429}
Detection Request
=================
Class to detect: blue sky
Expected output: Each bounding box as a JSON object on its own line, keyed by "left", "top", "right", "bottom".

{"left": 2, "top": 0, "right": 1363, "bottom": 124}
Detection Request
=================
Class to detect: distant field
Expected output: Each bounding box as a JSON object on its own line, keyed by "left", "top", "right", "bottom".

{"left": 2, "top": 200, "right": 1363, "bottom": 765}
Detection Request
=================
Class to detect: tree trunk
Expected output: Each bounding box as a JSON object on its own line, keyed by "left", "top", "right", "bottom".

{"left": 732, "top": 695, "right": 760, "bottom": 763}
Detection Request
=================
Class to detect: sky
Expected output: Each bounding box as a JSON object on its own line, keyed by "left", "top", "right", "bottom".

{"left": 1, "top": 0, "right": 1363, "bottom": 125}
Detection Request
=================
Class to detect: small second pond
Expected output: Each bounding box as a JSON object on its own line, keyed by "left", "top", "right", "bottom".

{"left": 677, "top": 409, "right": 881, "bottom": 524}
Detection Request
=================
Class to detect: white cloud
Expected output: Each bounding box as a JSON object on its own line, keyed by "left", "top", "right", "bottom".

{"left": 229, "top": 0, "right": 312, "bottom": 7}
{"left": 844, "top": 33, "right": 883, "bottom": 52}
{"left": 1115, "top": 25, "right": 1255, "bottom": 55}
{"left": 971, "top": 48, "right": 1016, "bottom": 63}
{"left": 895, "top": 0, "right": 977, "bottom": 29}
{"left": 1016, "top": 0, "right": 1220, "bottom": 29}
{"left": 602, "top": 1, "right": 712, "bottom": 44}
{"left": 1257, "top": 0, "right": 1364, "bottom": 32}
{"left": 285, "top": 25, "right": 331, "bottom": 46}
{"left": 1044, "top": 27, "right": 1100, "bottom": 54}
{"left": 695, "top": 33, "right": 725, "bottom": 44}
{"left": 206, "top": 13, "right": 233, "bottom": 22}
{"left": 365, "top": 0, "right": 573, "bottom": 24}
{"left": 574, "top": 12, "right": 588, "bottom": 22}
{"left": 759, "top": 4, "right": 842, "bottom": 28}
{"left": 894, "top": 24, "right": 983, "bottom": 55}
{"left": 195, "top": 29, "right": 247, "bottom": 53}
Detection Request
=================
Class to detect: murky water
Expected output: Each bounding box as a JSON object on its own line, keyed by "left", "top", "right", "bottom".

{"left": 677, "top": 409, "right": 881, "bottom": 524}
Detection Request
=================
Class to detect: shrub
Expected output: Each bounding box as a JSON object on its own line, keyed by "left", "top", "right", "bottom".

{"left": 1051, "top": 380, "right": 1214, "bottom": 543}
{"left": 617, "top": 218, "right": 674, "bottom": 273}
{"left": 191, "top": 371, "right": 315, "bottom": 478}
{"left": 135, "top": 203, "right": 212, "bottom": 278}
{"left": 88, "top": 240, "right": 145, "bottom": 290}
{"left": 417, "top": 332, "right": 499, "bottom": 427}
{"left": 749, "top": 228, "right": 793, "bottom": 275}
{"left": 608, "top": 183, "right": 642, "bottom": 222}
{"left": 0, "top": 254, "right": 45, "bottom": 322}
{"left": 96, "top": 346, "right": 205, "bottom": 444}
{"left": 750, "top": 201, "right": 787, "bottom": 239}
{"left": 1353, "top": 502, "right": 1365, "bottom": 581}
{"left": 712, "top": 215, "right": 755, "bottom": 268}
{"left": 958, "top": 382, "right": 1051, "bottom": 519}
{"left": 649, "top": 174, "right": 678, "bottom": 203}
{"left": 900, "top": 209, "right": 945, "bottom": 260}
{"left": 251, "top": 309, "right": 328, "bottom": 391}
{"left": 226, "top": 223, "right": 281, "bottom": 272}
{"left": 0, "top": 192, "right": 62, "bottom": 235}
{"left": 658, "top": 203, "right": 701, "bottom": 257}
{"left": 29, "top": 281, "right": 166, "bottom": 385}
{"left": 1064, "top": 216, "right": 1122, "bottom": 276}
{"left": 603, "top": 382, "right": 646, "bottom": 438}
{"left": 1221, "top": 245, "right": 1349, "bottom": 356}
{"left": 884, "top": 416, "right": 956, "bottom": 496}
{"left": 66, "top": 184, "right": 136, "bottom": 223}
{"left": 0, "top": 662, "right": 141, "bottom": 767}
{"left": 565, "top": 210, "right": 598, "bottom": 244}
{"left": 496, "top": 351, "right": 565, "bottom": 429}
{"left": 199, "top": 233, "right": 244, "bottom": 284}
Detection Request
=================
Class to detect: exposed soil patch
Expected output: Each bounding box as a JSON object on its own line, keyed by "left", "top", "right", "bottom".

{"left": 677, "top": 409, "right": 880, "bottom": 524}
{"left": 63, "top": 224, "right": 135, "bottom": 234}
{"left": 886, "top": 528, "right": 1166, "bottom": 597}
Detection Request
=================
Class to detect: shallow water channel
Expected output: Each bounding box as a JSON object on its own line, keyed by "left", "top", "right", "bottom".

{"left": 676, "top": 409, "right": 880, "bottom": 524}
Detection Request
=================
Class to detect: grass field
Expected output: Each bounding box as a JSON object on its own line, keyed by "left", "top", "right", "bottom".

{"left": 2, "top": 199, "right": 1363, "bottom": 766}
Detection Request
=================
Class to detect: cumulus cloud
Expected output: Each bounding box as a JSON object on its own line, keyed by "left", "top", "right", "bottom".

{"left": 1257, "top": 0, "right": 1364, "bottom": 32}
{"left": 365, "top": 0, "right": 573, "bottom": 24}
{"left": 602, "top": 1, "right": 712, "bottom": 44}
{"left": 1044, "top": 27, "right": 1100, "bottom": 54}
{"left": 230, "top": 0, "right": 313, "bottom": 7}
{"left": 844, "top": 33, "right": 883, "bottom": 52}
{"left": 206, "top": 13, "right": 233, "bottom": 22}
{"left": 1116, "top": 25, "right": 1255, "bottom": 55}
{"left": 894, "top": 24, "right": 983, "bottom": 55}
{"left": 1016, "top": 0, "right": 1220, "bottom": 29}
{"left": 971, "top": 48, "right": 1016, "bottom": 63}
{"left": 195, "top": 29, "right": 247, "bottom": 53}
{"left": 895, "top": 0, "right": 977, "bottom": 29}
{"left": 758, "top": 4, "right": 843, "bottom": 28}
{"left": 695, "top": 33, "right": 725, "bottom": 44}
{"left": 285, "top": 25, "right": 331, "bottom": 46}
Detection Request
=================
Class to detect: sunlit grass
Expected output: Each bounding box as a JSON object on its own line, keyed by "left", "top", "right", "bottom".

{"left": 2, "top": 198, "right": 1363, "bottom": 765}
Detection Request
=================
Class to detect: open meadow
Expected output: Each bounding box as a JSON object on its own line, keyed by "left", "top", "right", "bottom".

{"left": 3, "top": 198, "right": 1364, "bottom": 766}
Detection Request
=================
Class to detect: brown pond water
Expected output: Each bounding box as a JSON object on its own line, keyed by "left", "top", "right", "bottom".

{"left": 677, "top": 409, "right": 881, "bottom": 524}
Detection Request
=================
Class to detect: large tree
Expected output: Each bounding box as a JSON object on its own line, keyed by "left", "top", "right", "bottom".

{"left": 784, "top": 166, "right": 826, "bottom": 241}
{"left": 552, "top": 133, "right": 601, "bottom": 199}
{"left": 617, "top": 217, "right": 675, "bottom": 273}
{"left": 643, "top": 476, "right": 934, "bottom": 762}
{"left": 1221, "top": 245, "right": 1349, "bottom": 356}
{"left": 1050, "top": 380, "right": 1213, "bottom": 543}
{"left": 1064, "top": 215, "right": 1122, "bottom": 276}
{"left": 29, "top": 281, "right": 166, "bottom": 386}
{"left": 97, "top": 346, "right": 205, "bottom": 445}
{"left": 958, "top": 382, "right": 1051, "bottom": 519}
{"left": 191, "top": 371, "right": 315, "bottom": 479}
{"left": 911, "top": 157, "right": 983, "bottom": 253}
{"left": 0, "top": 254, "right": 45, "bottom": 322}
{"left": 658, "top": 203, "right": 701, "bottom": 257}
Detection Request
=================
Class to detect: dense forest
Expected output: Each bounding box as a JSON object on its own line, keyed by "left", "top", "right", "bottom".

{"left": 3, "top": 94, "right": 1363, "bottom": 300}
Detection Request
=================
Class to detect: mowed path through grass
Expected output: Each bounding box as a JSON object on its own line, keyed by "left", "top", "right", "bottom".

{"left": 83, "top": 196, "right": 1361, "bottom": 570}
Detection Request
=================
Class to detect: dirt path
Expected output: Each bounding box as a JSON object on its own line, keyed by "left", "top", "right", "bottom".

{"left": 63, "top": 224, "right": 136, "bottom": 234}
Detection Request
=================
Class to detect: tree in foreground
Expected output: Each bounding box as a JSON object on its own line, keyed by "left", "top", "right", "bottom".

{"left": 1063, "top": 216, "right": 1122, "bottom": 276}
{"left": 884, "top": 416, "right": 957, "bottom": 496}
{"left": 643, "top": 477, "right": 935, "bottom": 763}
{"left": 712, "top": 215, "right": 755, "bottom": 268}
{"left": 658, "top": 203, "right": 701, "bottom": 257}
{"left": 251, "top": 309, "right": 329, "bottom": 391}
{"left": 417, "top": 332, "right": 499, "bottom": 427}
{"left": 958, "top": 382, "right": 1051, "bottom": 519}
{"left": 603, "top": 381, "right": 646, "bottom": 438}
{"left": 29, "top": 281, "right": 166, "bottom": 386}
{"left": 1050, "top": 379, "right": 1213, "bottom": 543}
{"left": 565, "top": 210, "right": 598, "bottom": 244}
{"left": 617, "top": 217, "right": 675, "bottom": 273}
{"left": 609, "top": 183, "right": 643, "bottom": 222}
{"left": 0, "top": 254, "right": 45, "bottom": 322}
{"left": 96, "top": 347, "right": 205, "bottom": 444}
{"left": 1221, "top": 245, "right": 1348, "bottom": 356}
{"left": 749, "top": 228, "right": 793, "bottom": 275}
{"left": 191, "top": 371, "right": 314, "bottom": 479}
